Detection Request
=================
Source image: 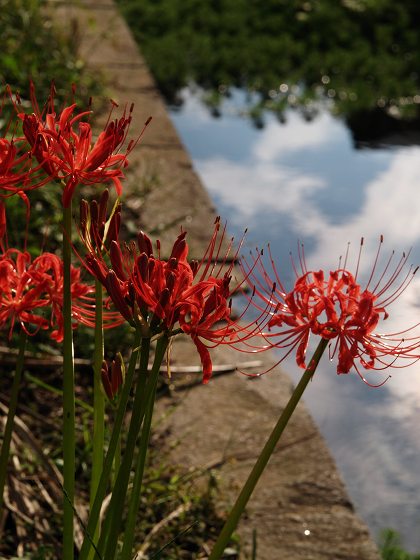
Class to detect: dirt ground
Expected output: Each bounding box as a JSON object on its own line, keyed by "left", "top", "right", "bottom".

{"left": 49, "top": 1, "right": 381, "bottom": 558}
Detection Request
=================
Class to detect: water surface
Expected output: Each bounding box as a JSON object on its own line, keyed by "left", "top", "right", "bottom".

{"left": 170, "top": 90, "right": 420, "bottom": 552}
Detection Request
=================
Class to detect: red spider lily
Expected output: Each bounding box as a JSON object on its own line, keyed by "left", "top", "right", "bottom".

{"left": 15, "top": 82, "right": 150, "bottom": 207}
{"left": 177, "top": 275, "right": 235, "bottom": 378}
{"left": 0, "top": 243, "right": 122, "bottom": 341}
{"left": 0, "top": 249, "right": 50, "bottom": 337}
{"left": 20, "top": 103, "right": 131, "bottom": 207}
{"left": 29, "top": 252, "right": 123, "bottom": 342}
{"left": 0, "top": 88, "right": 52, "bottom": 199}
{"left": 243, "top": 239, "right": 420, "bottom": 384}
{"left": 0, "top": 137, "right": 50, "bottom": 197}
{"left": 84, "top": 217, "right": 261, "bottom": 382}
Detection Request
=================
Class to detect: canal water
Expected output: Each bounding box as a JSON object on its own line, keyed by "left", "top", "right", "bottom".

{"left": 170, "top": 89, "right": 420, "bottom": 552}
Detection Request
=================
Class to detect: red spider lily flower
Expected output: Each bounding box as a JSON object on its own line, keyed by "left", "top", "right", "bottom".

{"left": 0, "top": 137, "right": 49, "bottom": 195}
{"left": 30, "top": 252, "right": 123, "bottom": 342}
{"left": 244, "top": 239, "right": 420, "bottom": 384}
{"left": 0, "top": 249, "right": 50, "bottom": 338}
{"left": 20, "top": 104, "right": 130, "bottom": 207}
{"left": 0, "top": 88, "right": 52, "bottom": 198}
{"left": 84, "top": 217, "right": 260, "bottom": 382}
{"left": 177, "top": 276, "right": 235, "bottom": 379}
{"left": 0, "top": 194, "right": 122, "bottom": 340}
{"left": 30, "top": 252, "right": 94, "bottom": 341}
{"left": 16, "top": 83, "right": 151, "bottom": 207}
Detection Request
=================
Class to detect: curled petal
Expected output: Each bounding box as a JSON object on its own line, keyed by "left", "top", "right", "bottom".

{"left": 191, "top": 336, "right": 213, "bottom": 384}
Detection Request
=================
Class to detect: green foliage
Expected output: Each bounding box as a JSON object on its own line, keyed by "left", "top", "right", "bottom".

{"left": 380, "top": 529, "right": 420, "bottom": 560}
{"left": 129, "top": 449, "right": 239, "bottom": 559}
{"left": 116, "top": 0, "right": 420, "bottom": 122}
{"left": 0, "top": 358, "right": 238, "bottom": 558}
{"left": 0, "top": 0, "right": 99, "bottom": 102}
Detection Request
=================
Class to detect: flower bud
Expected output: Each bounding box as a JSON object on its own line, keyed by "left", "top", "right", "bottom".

{"left": 101, "top": 353, "right": 125, "bottom": 401}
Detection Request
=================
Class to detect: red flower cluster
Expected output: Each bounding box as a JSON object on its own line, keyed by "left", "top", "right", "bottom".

{"left": 244, "top": 240, "right": 420, "bottom": 383}
{"left": 2, "top": 83, "right": 150, "bottom": 208}
{"left": 0, "top": 247, "right": 117, "bottom": 341}
{"left": 17, "top": 84, "right": 135, "bottom": 207}
{"left": 83, "top": 215, "right": 256, "bottom": 382}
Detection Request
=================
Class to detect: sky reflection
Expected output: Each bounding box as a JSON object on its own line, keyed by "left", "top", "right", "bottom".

{"left": 170, "top": 90, "right": 420, "bottom": 551}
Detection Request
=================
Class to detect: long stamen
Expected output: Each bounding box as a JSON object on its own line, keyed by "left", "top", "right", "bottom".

{"left": 365, "top": 235, "right": 383, "bottom": 291}
{"left": 354, "top": 237, "right": 364, "bottom": 281}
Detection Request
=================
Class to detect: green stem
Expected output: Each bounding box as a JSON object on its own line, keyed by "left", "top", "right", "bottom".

{"left": 63, "top": 202, "right": 75, "bottom": 560}
{"left": 208, "top": 338, "right": 329, "bottom": 560}
{"left": 99, "top": 337, "right": 151, "bottom": 558}
{"left": 88, "top": 279, "right": 105, "bottom": 556}
{"left": 120, "top": 345, "right": 162, "bottom": 560}
{"left": 0, "top": 329, "right": 27, "bottom": 512}
{"left": 112, "top": 428, "right": 121, "bottom": 488}
{"left": 101, "top": 336, "right": 168, "bottom": 560}
{"left": 79, "top": 330, "right": 142, "bottom": 560}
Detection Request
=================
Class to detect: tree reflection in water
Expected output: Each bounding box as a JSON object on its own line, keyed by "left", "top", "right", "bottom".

{"left": 117, "top": 0, "right": 420, "bottom": 144}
